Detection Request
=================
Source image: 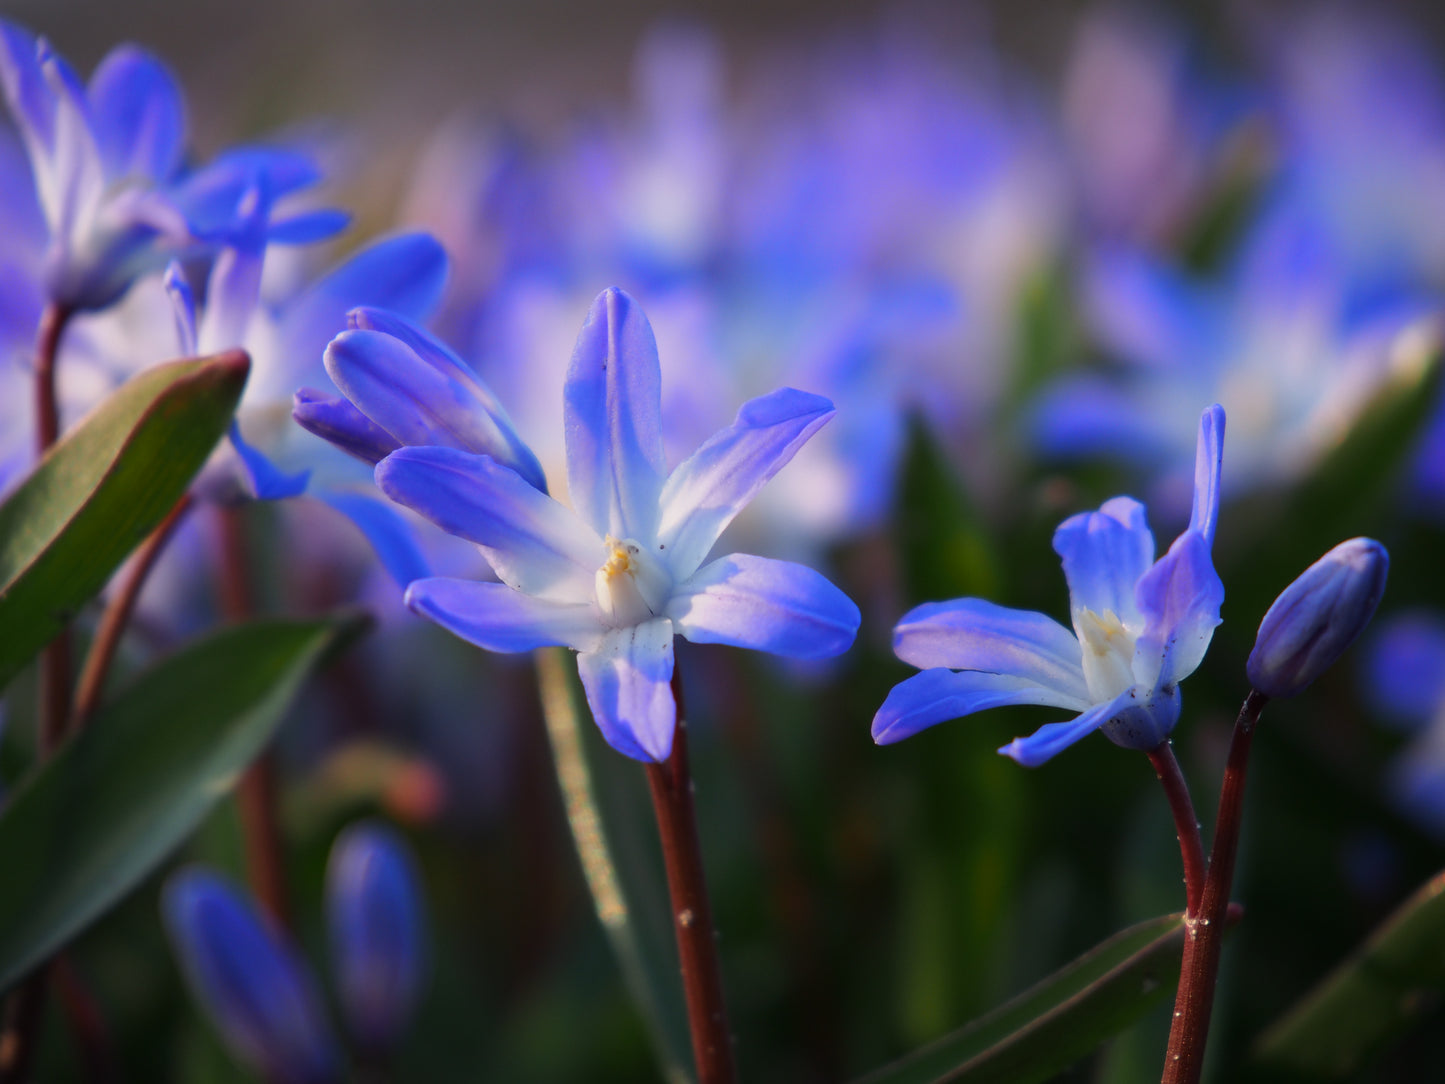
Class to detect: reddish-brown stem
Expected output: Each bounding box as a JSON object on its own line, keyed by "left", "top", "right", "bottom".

{"left": 53, "top": 956, "right": 118, "bottom": 1084}
{"left": 0, "top": 965, "right": 49, "bottom": 1084}
{"left": 1161, "top": 689, "right": 1269, "bottom": 1084}
{"left": 1148, "top": 743, "right": 1207, "bottom": 917}
{"left": 643, "top": 670, "right": 736, "bottom": 1084}
{"left": 33, "top": 302, "right": 71, "bottom": 457}
{"left": 217, "top": 503, "right": 291, "bottom": 928}
{"left": 71, "top": 494, "right": 195, "bottom": 731}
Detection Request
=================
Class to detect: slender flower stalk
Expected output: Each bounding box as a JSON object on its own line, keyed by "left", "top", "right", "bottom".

{"left": 34, "top": 300, "right": 75, "bottom": 757}
{"left": 644, "top": 670, "right": 736, "bottom": 1084}
{"left": 71, "top": 493, "right": 195, "bottom": 729}
{"left": 1147, "top": 743, "right": 1206, "bottom": 917}
{"left": 1162, "top": 690, "right": 1268, "bottom": 1084}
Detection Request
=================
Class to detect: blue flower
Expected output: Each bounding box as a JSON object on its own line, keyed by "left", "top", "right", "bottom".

{"left": 326, "top": 821, "right": 428, "bottom": 1053}
{"left": 162, "top": 869, "right": 340, "bottom": 1084}
{"left": 0, "top": 21, "right": 335, "bottom": 311}
{"left": 375, "top": 287, "right": 861, "bottom": 762}
{"left": 874, "top": 404, "right": 1226, "bottom": 766}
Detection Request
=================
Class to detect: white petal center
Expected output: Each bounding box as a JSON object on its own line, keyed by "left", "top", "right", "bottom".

{"left": 1077, "top": 608, "right": 1138, "bottom": 702}
{"left": 595, "top": 536, "right": 673, "bottom": 628}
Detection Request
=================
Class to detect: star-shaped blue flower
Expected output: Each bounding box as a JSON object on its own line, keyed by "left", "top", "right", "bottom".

{"left": 375, "top": 287, "right": 861, "bottom": 762}
{"left": 873, "top": 404, "right": 1226, "bottom": 765}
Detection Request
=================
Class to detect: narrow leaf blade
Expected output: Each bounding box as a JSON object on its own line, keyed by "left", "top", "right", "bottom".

{"left": 0, "top": 615, "right": 363, "bottom": 993}
{"left": 1252, "top": 869, "right": 1445, "bottom": 1080}
{"left": 0, "top": 351, "right": 250, "bottom": 690}
{"left": 854, "top": 913, "right": 1189, "bottom": 1084}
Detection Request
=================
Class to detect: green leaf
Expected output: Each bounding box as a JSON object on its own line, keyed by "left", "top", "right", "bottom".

{"left": 535, "top": 646, "right": 693, "bottom": 1084}
{"left": 0, "top": 351, "right": 249, "bottom": 691}
{"left": 0, "top": 615, "right": 363, "bottom": 993}
{"left": 853, "top": 912, "right": 1190, "bottom": 1084}
{"left": 1251, "top": 869, "right": 1445, "bottom": 1080}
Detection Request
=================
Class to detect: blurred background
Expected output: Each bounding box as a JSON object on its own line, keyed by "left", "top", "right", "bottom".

{"left": 8, "top": 1, "right": 1445, "bottom": 1081}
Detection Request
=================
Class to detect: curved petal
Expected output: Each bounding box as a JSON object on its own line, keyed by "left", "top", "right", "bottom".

{"left": 893, "top": 598, "right": 1091, "bottom": 706}
{"left": 376, "top": 446, "right": 601, "bottom": 601}
{"left": 1188, "top": 403, "right": 1225, "bottom": 548}
{"left": 229, "top": 420, "right": 309, "bottom": 501}
{"left": 39, "top": 41, "right": 104, "bottom": 241}
{"left": 171, "top": 146, "right": 321, "bottom": 239}
{"left": 277, "top": 233, "right": 449, "bottom": 380}
{"left": 405, "top": 578, "right": 603, "bottom": 653}
{"left": 325, "top": 328, "right": 545, "bottom": 491}
{"left": 312, "top": 488, "right": 429, "bottom": 587}
{"left": 87, "top": 44, "right": 184, "bottom": 181}
{"left": 197, "top": 185, "right": 267, "bottom": 355}
{"left": 997, "top": 697, "right": 1115, "bottom": 767}
{"left": 1053, "top": 496, "right": 1155, "bottom": 629}
{"left": 563, "top": 287, "right": 666, "bottom": 541}
{"left": 576, "top": 619, "right": 675, "bottom": 762}
{"left": 1083, "top": 245, "right": 1222, "bottom": 371}
{"left": 872, "top": 668, "right": 1089, "bottom": 746}
{"left": 293, "top": 389, "right": 401, "bottom": 466}
{"left": 669, "top": 553, "right": 858, "bottom": 659}
{"left": 1134, "top": 529, "right": 1223, "bottom": 689}
{"left": 656, "top": 387, "right": 834, "bottom": 578}
{"left": 0, "top": 22, "right": 55, "bottom": 162}
{"left": 265, "top": 207, "right": 349, "bottom": 245}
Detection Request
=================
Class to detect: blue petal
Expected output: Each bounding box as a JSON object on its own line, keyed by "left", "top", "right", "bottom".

{"left": 1188, "top": 404, "right": 1225, "bottom": 548}
{"left": 197, "top": 185, "right": 268, "bottom": 354}
{"left": 892, "top": 598, "right": 1091, "bottom": 706}
{"left": 376, "top": 446, "right": 601, "bottom": 600}
{"left": 405, "top": 578, "right": 602, "bottom": 653}
{"left": 1096, "top": 681, "right": 1180, "bottom": 751}
{"left": 163, "top": 260, "right": 197, "bottom": 355}
{"left": 576, "top": 619, "right": 676, "bottom": 762}
{"left": 266, "top": 207, "right": 349, "bottom": 245}
{"left": 1029, "top": 378, "right": 1175, "bottom": 464}
{"left": 162, "top": 869, "right": 340, "bottom": 1084}
{"left": 656, "top": 387, "right": 834, "bottom": 578}
{"left": 228, "top": 420, "right": 309, "bottom": 501}
{"left": 313, "top": 488, "right": 429, "bottom": 587}
{"left": 326, "top": 822, "right": 428, "bottom": 1053}
{"left": 1053, "top": 497, "right": 1155, "bottom": 629}
{"left": 563, "top": 287, "right": 667, "bottom": 541}
{"left": 998, "top": 698, "right": 1116, "bottom": 767}
{"left": 324, "top": 329, "right": 544, "bottom": 490}
{"left": 86, "top": 44, "right": 184, "bottom": 181}
{"left": 0, "top": 22, "right": 55, "bottom": 161}
{"left": 293, "top": 389, "right": 402, "bottom": 466}
{"left": 668, "top": 553, "right": 859, "bottom": 659}
{"left": 170, "top": 146, "right": 322, "bottom": 240}
{"left": 1083, "top": 245, "right": 1223, "bottom": 371}
{"left": 38, "top": 40, "right": 104, "bottom": 243}
{"left": 1134, "top": 529, "right": 1223, "bottom": 689}
{"left": 1364, "top": 613, "right": 1445, "bottom": 730}
{"left": 279, "top": 233, "right": 448, "bottom": 378}
{"left": 873, "top": 668, "right": 1087, "bottom": 745}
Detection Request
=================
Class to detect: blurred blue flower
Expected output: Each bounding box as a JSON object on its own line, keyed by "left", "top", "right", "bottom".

{"left": 1247, "top": 537, "right": 1388, "bottom": 698}
{"left": 326, "top": 821, "right": 428, "bottom": 1053}
{"left": 377, "top": 287, "right": 860, "bottom": 762}
{"left": 1034, "top": 201, "right": 1434, "bottom": 516}
{"left": 0, "top": 21, "right": 334, "bottom": 311}
{"left": 1363, "top": 613, "right": 1445, "bottom": 838}
{"left": 163, "top": 868, "right": 340, "bottom": 1084}
{"left": 874, "top": 405, "right": 1225, "bottom": 765}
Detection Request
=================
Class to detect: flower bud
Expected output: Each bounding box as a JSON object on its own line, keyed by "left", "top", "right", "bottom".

{"left": 326, "top": 821, "right": 428, "bottom": 1053}
{"left": 162, "top": 869, "right": 339, "bottom": 1084}
{"left": 1247, "top": 538, "right": 1389, "bottom": 698}
{"left": 293, "top": 388, "right": 402, "bottom": 465}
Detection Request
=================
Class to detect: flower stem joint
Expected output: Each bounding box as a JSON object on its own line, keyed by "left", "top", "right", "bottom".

{"left": 1246, "top": 538, "right": 1389, "bottom": 699}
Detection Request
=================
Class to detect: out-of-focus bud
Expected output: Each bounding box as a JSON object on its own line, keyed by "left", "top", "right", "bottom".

{"left": 1247, "top": 537, "right": 1389, "bottom": 698}
{"left": 325, "top": 820, "right": 428, "bottom": 1053}
{"left": 162, "top": 869, "right": 339, "bottom": 1084}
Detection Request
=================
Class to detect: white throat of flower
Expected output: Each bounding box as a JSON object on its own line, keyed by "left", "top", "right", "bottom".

{"left": 1077, "top": 608, "right": 1138, "bottom": 703}
{"left": 595, "top": 536, "right": 673, "bottom": 628}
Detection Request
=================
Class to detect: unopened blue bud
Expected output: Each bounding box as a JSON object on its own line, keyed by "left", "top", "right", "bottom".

{"left": 162, "top": 869, "right": 340, "bottom": 1084}
{"left": 326, "top": 821, "right": 428, "bottom": 1053}
{"left": 1247, "top": 538, "right": 1389, "bottom": 698}
{"left": 293, "top": 388, "right": 402, "bottom": 465}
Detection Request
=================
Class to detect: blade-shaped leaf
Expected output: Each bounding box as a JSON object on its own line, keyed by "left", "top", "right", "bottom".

{"left": 853, "top": 912, "right": 1190, "bottom": 1084}
{"left": 0, "top": 615, "right": 364, "bottom": 993}
{"left": 535, "top": 646, "right": 693, "bottom": 1084}
{"left": 1251, "top": 868, "right": 1445, "bottom": 1080}
{"left": 0, "top": 351, "right": 249, "bottom": 691}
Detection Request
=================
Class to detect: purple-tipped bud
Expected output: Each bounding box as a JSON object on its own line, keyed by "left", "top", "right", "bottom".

{"left": 293, "top": 388, "right": 402, "bottom": 465}
{"left": 162, "top": 869, "right": 339, "bottom": 1084}
{"left": 1247, "top": 538, "right": 1389, "bottom": 698}
{"left": 325, "top": 821, "right": 428, "bottom": 1053}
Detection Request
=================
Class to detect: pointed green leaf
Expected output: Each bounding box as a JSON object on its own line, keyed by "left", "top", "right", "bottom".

{"left": 0, "top": 351, "right": 249, "bottom": 691}
{"left": 0, "top": 615, "right": 364, "bottom": 993}
{"left": 853, "top": 912, "right": 1191, "bottom": 1084}
{"left": 1252, "top": 869, "right": 1445, "bottom": 1080}
{"left": 535, "top": 646, "right": 693, "bottom": 1084}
